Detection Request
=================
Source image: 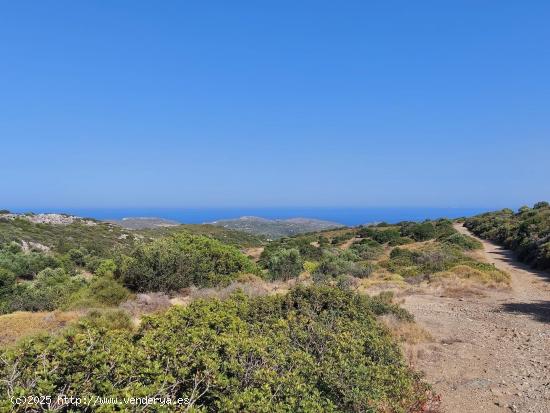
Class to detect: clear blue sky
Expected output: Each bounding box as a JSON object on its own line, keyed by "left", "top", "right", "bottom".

{"left": 1, "top": 1, "right": 549, "bottom": 209}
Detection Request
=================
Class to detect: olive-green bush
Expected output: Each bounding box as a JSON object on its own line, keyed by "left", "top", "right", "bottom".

{"left": 439, "top": 233, "right": 482, "bottom": 250}
{"left": 120, "top": 232, "right": 258, "bottom": 292}
{"left": 1, "top": 268, "right": 84, "bottom": 313}
{"left": 0, "top": 285, "right": 428, "bottom": 413}
{"left": 349, "top": 239, "right": 384, "bottom": 259}
{"left": 266, "top": 248, "right": 303, "bottom": 280}
{"left": 464, "top": 202, "right": 550, "bottom": 270}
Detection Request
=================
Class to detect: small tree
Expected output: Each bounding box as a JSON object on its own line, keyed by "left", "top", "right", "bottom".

{"left": 95, "top": 259, "right": 116, "bottom": 277}
{"left": 267, "top": 248, "right": 303, "bottom": 281}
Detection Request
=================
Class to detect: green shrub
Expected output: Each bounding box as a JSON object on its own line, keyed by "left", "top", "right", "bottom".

{"left": 0, "top": 285, "right": 428, "bottom": 412}
{"left": 330, "top": 232, "right": 355, "bottom": 245}
{"left": 267, "top": 248, "right": 303, "bottom": 280}
{"left": 350, "top": 239, "right": 384, "bottom": 259}
{"left": 94, "top": 258, "right": 116, "bottom": 277}
{"left": 120, "top": 232, "right": 258, "bottom": 292}
{"left": 368, "top": 291, "right": 414, "bottom": 321}
{"left": 78, "top": 309, "right": 134, "bottom": 331}
{"left": 303, "top": 260, "right": 319, "bottom": 274}
{"left": 388, "top": 236, "right": 414, "bottom": 246}
{"left": 400, "top": 222, "right": 436, "bottom": 241}
{"left": 0, "top": 250, "right": 61, "bottom": 279}
{"left": 440, "top": 233, "right": 482, "bottom": 250}
{"left": 0, "top": 269, "right": 16, "bottom": 313}
{"left": 415, "top": 248, "right": 457, "bottom": 273}
{"left": 357, "top": 227, "right": 401, "bottom": 244}
{"left": 68, "top": 275, "right": 130, "bottom": 309}
{"left": 315, "top": 255, "right": 351, "bottom": 277}
{"left": 68, "top": 248, "right": 88, "bottom": 266}
{"left": 385, "top": 245, "right": 460, "bottom": 277}
{"left": 3, "top": 268, "right": 84, "bottom": 313}
{"left": 347, "top": 262, "right": 375, "bottom": 278}
{"left": 465, "top": 201, "right": 550, "bottom": 270}
{"left": 260, "top": 237, "right": 322, "bottom": 265}
{"left": 433, "top": 219, "right": 456, "bottom": 238}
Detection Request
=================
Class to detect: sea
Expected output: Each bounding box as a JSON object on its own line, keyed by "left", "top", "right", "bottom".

{"left": 9, "top": 207, "right": 494, "bottom": 227}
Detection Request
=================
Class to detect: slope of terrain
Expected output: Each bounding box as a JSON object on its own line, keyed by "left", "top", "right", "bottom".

{"left": 0, "top": 212, "right": 264, "bottom": 254}
{"left": 2, "top": 209, "right": 547, "bottom": 412}
{"left": 401, "top": 224, "right": 549, "bottom": 413}
{"left": 109, "top": 217, "right": 180, "bottom": 229}
{"left": 209, "top": 216, "right": 342, "bottom": 238}
{"left": 464, "top": 202, "right": 550, "bottom": 271}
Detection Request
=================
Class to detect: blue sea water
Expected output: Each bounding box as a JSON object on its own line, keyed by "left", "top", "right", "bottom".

{"left": 11, "top": 207, "right": 494, "bottom": 227}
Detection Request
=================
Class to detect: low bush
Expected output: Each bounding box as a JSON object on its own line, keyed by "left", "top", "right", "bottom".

{"left": 0, "top": 249, "right": 61, "bottom": 279}
{"left": 330, "top": 232, "right": 355, "bottom": 245}
{"left": 400, "top": 222, "right": 436, "bottom": 241}
{"left": 94, "top": 258, "right": 116, "bottom": 277}
{"left": 384, "top": 245, "right": 461, "bottom": 278}
{"left": 434, "top": 264, "right": 509, "bottom": 285}
{"left": 440, "top": 233, "right": 482, "bottom": 250}
{"left": 303, "top": 260, "right": 319, "bottom": 274}
{"left": 357, "top": 227, "right": 401, "bottom": 244}
{"left": 67, "top": 275, "right": 130, "bottom": 309}
{"left": 260, "top": 237, "right": 323, "bottom": 265}
{"left": 120, "top": 232, "right": 258, "bottom": 292}
{"left": 267, "top": 248, "right": 303, "bottom": 280}
{"left": 464, "top": 202, "right": 550, "bottom": 270}
{"left": 0, "top": 285, "right": 428, "bottom": 412}
{"left": 2, "top": 268, "right": 84, "bottom": 314}
{"left": 350, "top": 239, "right": 384, "bottom": 260}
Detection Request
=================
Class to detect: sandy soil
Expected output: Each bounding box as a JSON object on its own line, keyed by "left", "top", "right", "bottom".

{"left": 401, "top": 224, "right": 549, "bottom": 413}
{"left": 243, "top": 247, "right": 264, "bottom": 262}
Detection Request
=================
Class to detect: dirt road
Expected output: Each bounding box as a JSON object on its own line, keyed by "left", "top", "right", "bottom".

{"left": 402, "top": 224, "right": 550, "bottom": 413}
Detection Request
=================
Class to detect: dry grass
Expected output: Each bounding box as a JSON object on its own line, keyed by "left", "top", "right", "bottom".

{"left": 394, "top": 240, "right": 435, "bottom": 251}
{"left": 317, "top": 228, "right": 354, "bottom": 239}
{"left": 381, "top": 314, "right": 432, "bottom": 345}
{"left": 0, "top": 311, "right": 79, "bottom": 347}
{"left": 432, "top": 264, "right": 510, "bottom": 287}
{"left": 358, "top": 269, "right": 406, "bottom": 291}
{"left": 164, "top": 275, "right": 301, "bottom": 306}
{"left": 243, "top": 247, "right": 264, "bottom": 262}
{"left": 338, "top": 237, "right": 361, "bottom": 250}
{"left": 120, "top": 292, "right": 172, "bottom": 316}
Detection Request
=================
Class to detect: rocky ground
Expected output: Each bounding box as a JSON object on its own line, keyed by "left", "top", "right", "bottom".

{"left": 401, "top": 225, "right": 549, "bottom": 413}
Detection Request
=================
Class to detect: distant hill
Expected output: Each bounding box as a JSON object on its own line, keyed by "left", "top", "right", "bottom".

{"left": 110, "top": 217, "right": 180, "bottom": 229}
{"left": 209, "top": 216, "right": 342, "bottom": 239}
{"left": 0, "top": 211, "right": 265, "bottom": 253}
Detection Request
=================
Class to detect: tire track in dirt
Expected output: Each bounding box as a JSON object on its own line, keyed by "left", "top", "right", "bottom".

{"left": 401, "top": 224, "right": 549, "bottom": 413}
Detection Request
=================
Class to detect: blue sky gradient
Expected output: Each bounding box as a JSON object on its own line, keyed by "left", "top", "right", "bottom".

{"left": 1, "top": 1, "right": 549, "bottom": 209}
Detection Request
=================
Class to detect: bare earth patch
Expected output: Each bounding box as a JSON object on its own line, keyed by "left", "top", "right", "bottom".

{"left": 400, "top": 225, "right": 550, "bottom": 413}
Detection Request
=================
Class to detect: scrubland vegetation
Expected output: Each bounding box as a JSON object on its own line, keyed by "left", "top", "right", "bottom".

{"left": 1, "top": 286, "right": 431, "bottom": 412}
{"left": 119, "top": 233, "right": 258, "bottom": 291}
{"left": 0, "top": 210, "right": 518, "bottom": 411}
{"left": 259, "top": 219, "right": 503, "bottom": 288}
{"left": 464, "top": 201, "right": 550, "bottom": 271}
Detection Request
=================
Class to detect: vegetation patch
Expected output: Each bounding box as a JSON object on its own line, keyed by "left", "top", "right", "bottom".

{"left": 119, "top": 232, "right": 259, "bottom": 292}
{"left": 382, "top": 243, "right": 509, "bottom": 286}
{"left": 0, "top": 285, "right": 429, "bottom": 412}
{"left": 0, "top": 311, "right": 79, "bottom": 347}
{"left": 464, "top": 201, "right": 550, "bottom": 270}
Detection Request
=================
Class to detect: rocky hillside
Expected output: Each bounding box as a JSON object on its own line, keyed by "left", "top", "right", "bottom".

{"left": 0, "top": 211, "right": 265, "bottom": 254}
{"left": 109, "top": 217, "right": 180, "bottom": 229}
{"left": 209, "top": 216, "right": 342, "bottom": 239}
